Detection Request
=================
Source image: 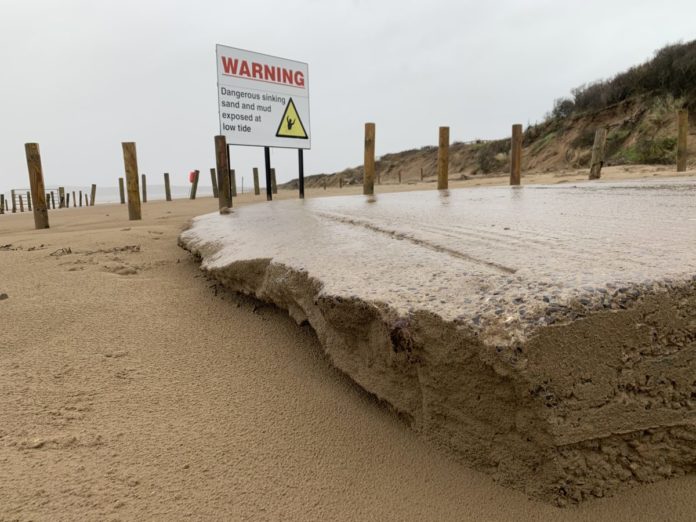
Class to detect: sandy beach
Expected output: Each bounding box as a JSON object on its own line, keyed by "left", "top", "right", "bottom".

{"left": 2, "top": 169, "right": 696, "bottom": 521}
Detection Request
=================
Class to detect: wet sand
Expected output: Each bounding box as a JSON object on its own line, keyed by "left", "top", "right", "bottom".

{"left": 2, "top": 169, "right": 696, "bottom": 520}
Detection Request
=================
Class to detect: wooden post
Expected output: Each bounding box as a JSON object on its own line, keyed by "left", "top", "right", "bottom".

{"left": 363, "top": 122, "right": 376, "bottom": 195}
{"left": 90, "top": 184, "right": 96, "bottom": 206}
{"left": 11, "top": 190, "right": 16, "bottom": 213}
{"left": 141, "top": 174, "right": 147, "bottom": 202}
{"left": 84, "top": 194, "right": 88, "bottom": 207}
{"left": 253, "top": 167, "right": 260, "bottom": 195}
{"left": 58, "top": 187, "right": 65, "bottom": 208}
{"left": 215, "top": 135, "right": 231, "bottom": 210}
{"left": 19, "top": 195, "right": 24, "bottom": 212}
{"left": 24, "top": 143, "right": 50, "bottom": 229}
{"left": 72, "top": 191, "right": 76, "bottom": 207}
{"left": 121, "top": 142, "right": 142, "bottom": 220}
{"left": 677, "top": 109, "right": 688, "bottom": 172}
{"left": 26, "top": 191, "right": 32, "bottom": 211}
{"left": 589, "top": 127, "right": 608, "bottom": 180}
{"left": 231, "top": 169, "right": 237, "bottom": 197}
{"left": 79, "top": 191, "right": 83, "bottom": 207}
{"left": 0, "top": 194, "right": 4, "bottom": 214}
{"left": 164, "top": 173, "right": 172, "bottom": 201}
{"left": 210, "top": 168, "right": 219, "bottom": 198}
{"left": 66, "top": 193, "right": 70, "bottom": 208}
{"left": 271, "top": 168, "right": 277, "bottom": 194}
{"left": 190, "top": 170, "right": 200, "bottom": 199}
{"left": 510, "top": 124, "right": 522, "bottom": 186}
{"left": 437, "top": 126, "right": 450, "bottom": 190}
{"left": 118, "top": 177, "right": 126, "bottom": 204}
{"left": 50, "top": 192, "right": 56, "bottom": 209}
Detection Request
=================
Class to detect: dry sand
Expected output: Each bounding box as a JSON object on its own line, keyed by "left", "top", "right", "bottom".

{"left": 2, "top": 167, "right": 696, "bottom": 520}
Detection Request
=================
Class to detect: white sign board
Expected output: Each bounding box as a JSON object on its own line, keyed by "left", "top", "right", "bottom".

{"left": 216, "top": 45, "right": 311, "bottom": 149}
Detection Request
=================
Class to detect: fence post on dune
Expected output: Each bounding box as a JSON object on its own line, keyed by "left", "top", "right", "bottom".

{"left": 215, "top": 135, "right": 231, "bottom": 211}
{"left": 118, "top": 178, "right": 126, "bottom": 204}
{"left": 589, "top": 127, "right": 608, "bottom": 180}
{"left": 24, "top": 143, "right": 50, "bottom": 229}
{"left": 11, "top": 190, "right": 16, "bottom": 213}
{"left": 164, "top": 173, "right": 172, "bottom": 201}
{"left": 210, "top": 168, "right": 219, "bottom": 198}
{"left": 253, "top": 167, "right": 260, "bottom": 195}
{"left": 677, "top": 109, "right": 688, "bottom": 172}
{"left": 363, "top": 122, "right": 376, "bottom": 195}
{"left": 510, "top": 124, "right": 523, "bottom": 186}
{"left": 437, "top": 126, "right": 449, "bottom": 190}
{"left": 121, "top": 142, "right": 142, "bottom": 220}
{"left": 90, "top": 184, "right": 96, "bottom": 206}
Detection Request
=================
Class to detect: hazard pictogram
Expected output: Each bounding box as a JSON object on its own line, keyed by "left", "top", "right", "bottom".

{"left": 275, "top": 98, "right": 308, "bottom": 139}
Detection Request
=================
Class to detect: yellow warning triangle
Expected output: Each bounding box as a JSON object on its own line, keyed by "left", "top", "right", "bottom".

{"left": 276, "top": 98, "right": 308, "bottom": 139}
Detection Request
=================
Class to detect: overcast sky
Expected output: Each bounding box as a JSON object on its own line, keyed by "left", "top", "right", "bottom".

{"left": 1, "top": 0, "right": 695, "bottom": 194}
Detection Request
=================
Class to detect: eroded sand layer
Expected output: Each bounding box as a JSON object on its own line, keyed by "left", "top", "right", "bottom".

{"left": 179, "top": 179, "right": 696, "bottom": 504}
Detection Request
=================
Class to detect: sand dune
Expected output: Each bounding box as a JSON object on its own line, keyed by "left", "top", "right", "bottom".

{"left": 2, "top": 171, "right": 696, "bottom": 520}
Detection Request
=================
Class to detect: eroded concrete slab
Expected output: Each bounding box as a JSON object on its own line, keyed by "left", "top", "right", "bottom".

{"left": 179, "top": 179, "right": 696, "bottom": 504}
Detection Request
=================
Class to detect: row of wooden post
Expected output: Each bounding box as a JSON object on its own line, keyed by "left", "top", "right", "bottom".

{"left": 363, "top": 110, "right": 690, "bottom": 194}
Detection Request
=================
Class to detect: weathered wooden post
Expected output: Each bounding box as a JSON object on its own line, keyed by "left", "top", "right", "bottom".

{"left": 677, "top": 109, "right": 688, "bottom": 172}
{"left": 84, "top": 194, "right": 88, "bottom": 207}
{"left": 189, "top": 170, "right": 200, "bottom": 199}
{"left": 58, "top": 187, "right": 65, "bottom": 208}
{"left": 271, "top": 168, "right": 277, "bottom": 194}
{"left": 210, "top": 168, "right": 219, "bottom": 198}
{"left": 215, "top": 135, "right": 231, "bottom": 210}
{"left": 163, "top": 173, "right": 172, "bottom": 201}
{"left": 90, "top": 184, "right": 96, "bottom": 206}
{"left": 79, "top": 191, "right": 83, "bottom": 207}
{"left": 50, "top": 192, "right": 56, "bottom": 209}
{"left": 364, "top": 122, "right": 376, "bottom": 195}
{"left": 437, "top": 126, "right": 450, "bottom": 190}
{"left": 589, "top": 127, "right": 608, "bottom": 180}
{"left": 510, "top": 124, "right": 523, "bottom": 186}
{"left": 72, "top": 191, "right": 76, "bottom": 207}
{"left": 141, "top": 174, "right": 147, "bottom": 203}
{"left": 11, "top": 190, "right": 16, "bottom": 213}
{"left": 122, "top": 142, "right": 142, "bottom": 220}
{"left": 230, "top": 169, "right": 237, "bottom": 197}
{"left": 24, "top": 143, "right": 50, "bottom": 229}
{"left": 26, "top": 191, "right": 32, "bottom": 211}
{"left": 19, "top": 195, "right": 24, "bottom": 212}
{"left": 118, "top": 177, "right": 126, "bottom": 204}
{"left": 66, "top": 193, "right": 70, "bottom": 208}
{"left": 253, "top": 167, "right": 260, "bottom": 195}
{"left": 0, "top": 194, "right": 4, "bottom": 214}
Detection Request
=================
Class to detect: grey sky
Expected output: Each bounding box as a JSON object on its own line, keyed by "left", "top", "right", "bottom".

{"left": 1, "top": 0, "right": 695, "bottom": 194}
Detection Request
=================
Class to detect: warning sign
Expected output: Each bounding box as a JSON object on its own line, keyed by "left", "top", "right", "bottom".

{"left": 216, "top": 44, "right": 311, "bottom": 149}
{"left": 276, "top": 99, "right": 308, "bottom": 139}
